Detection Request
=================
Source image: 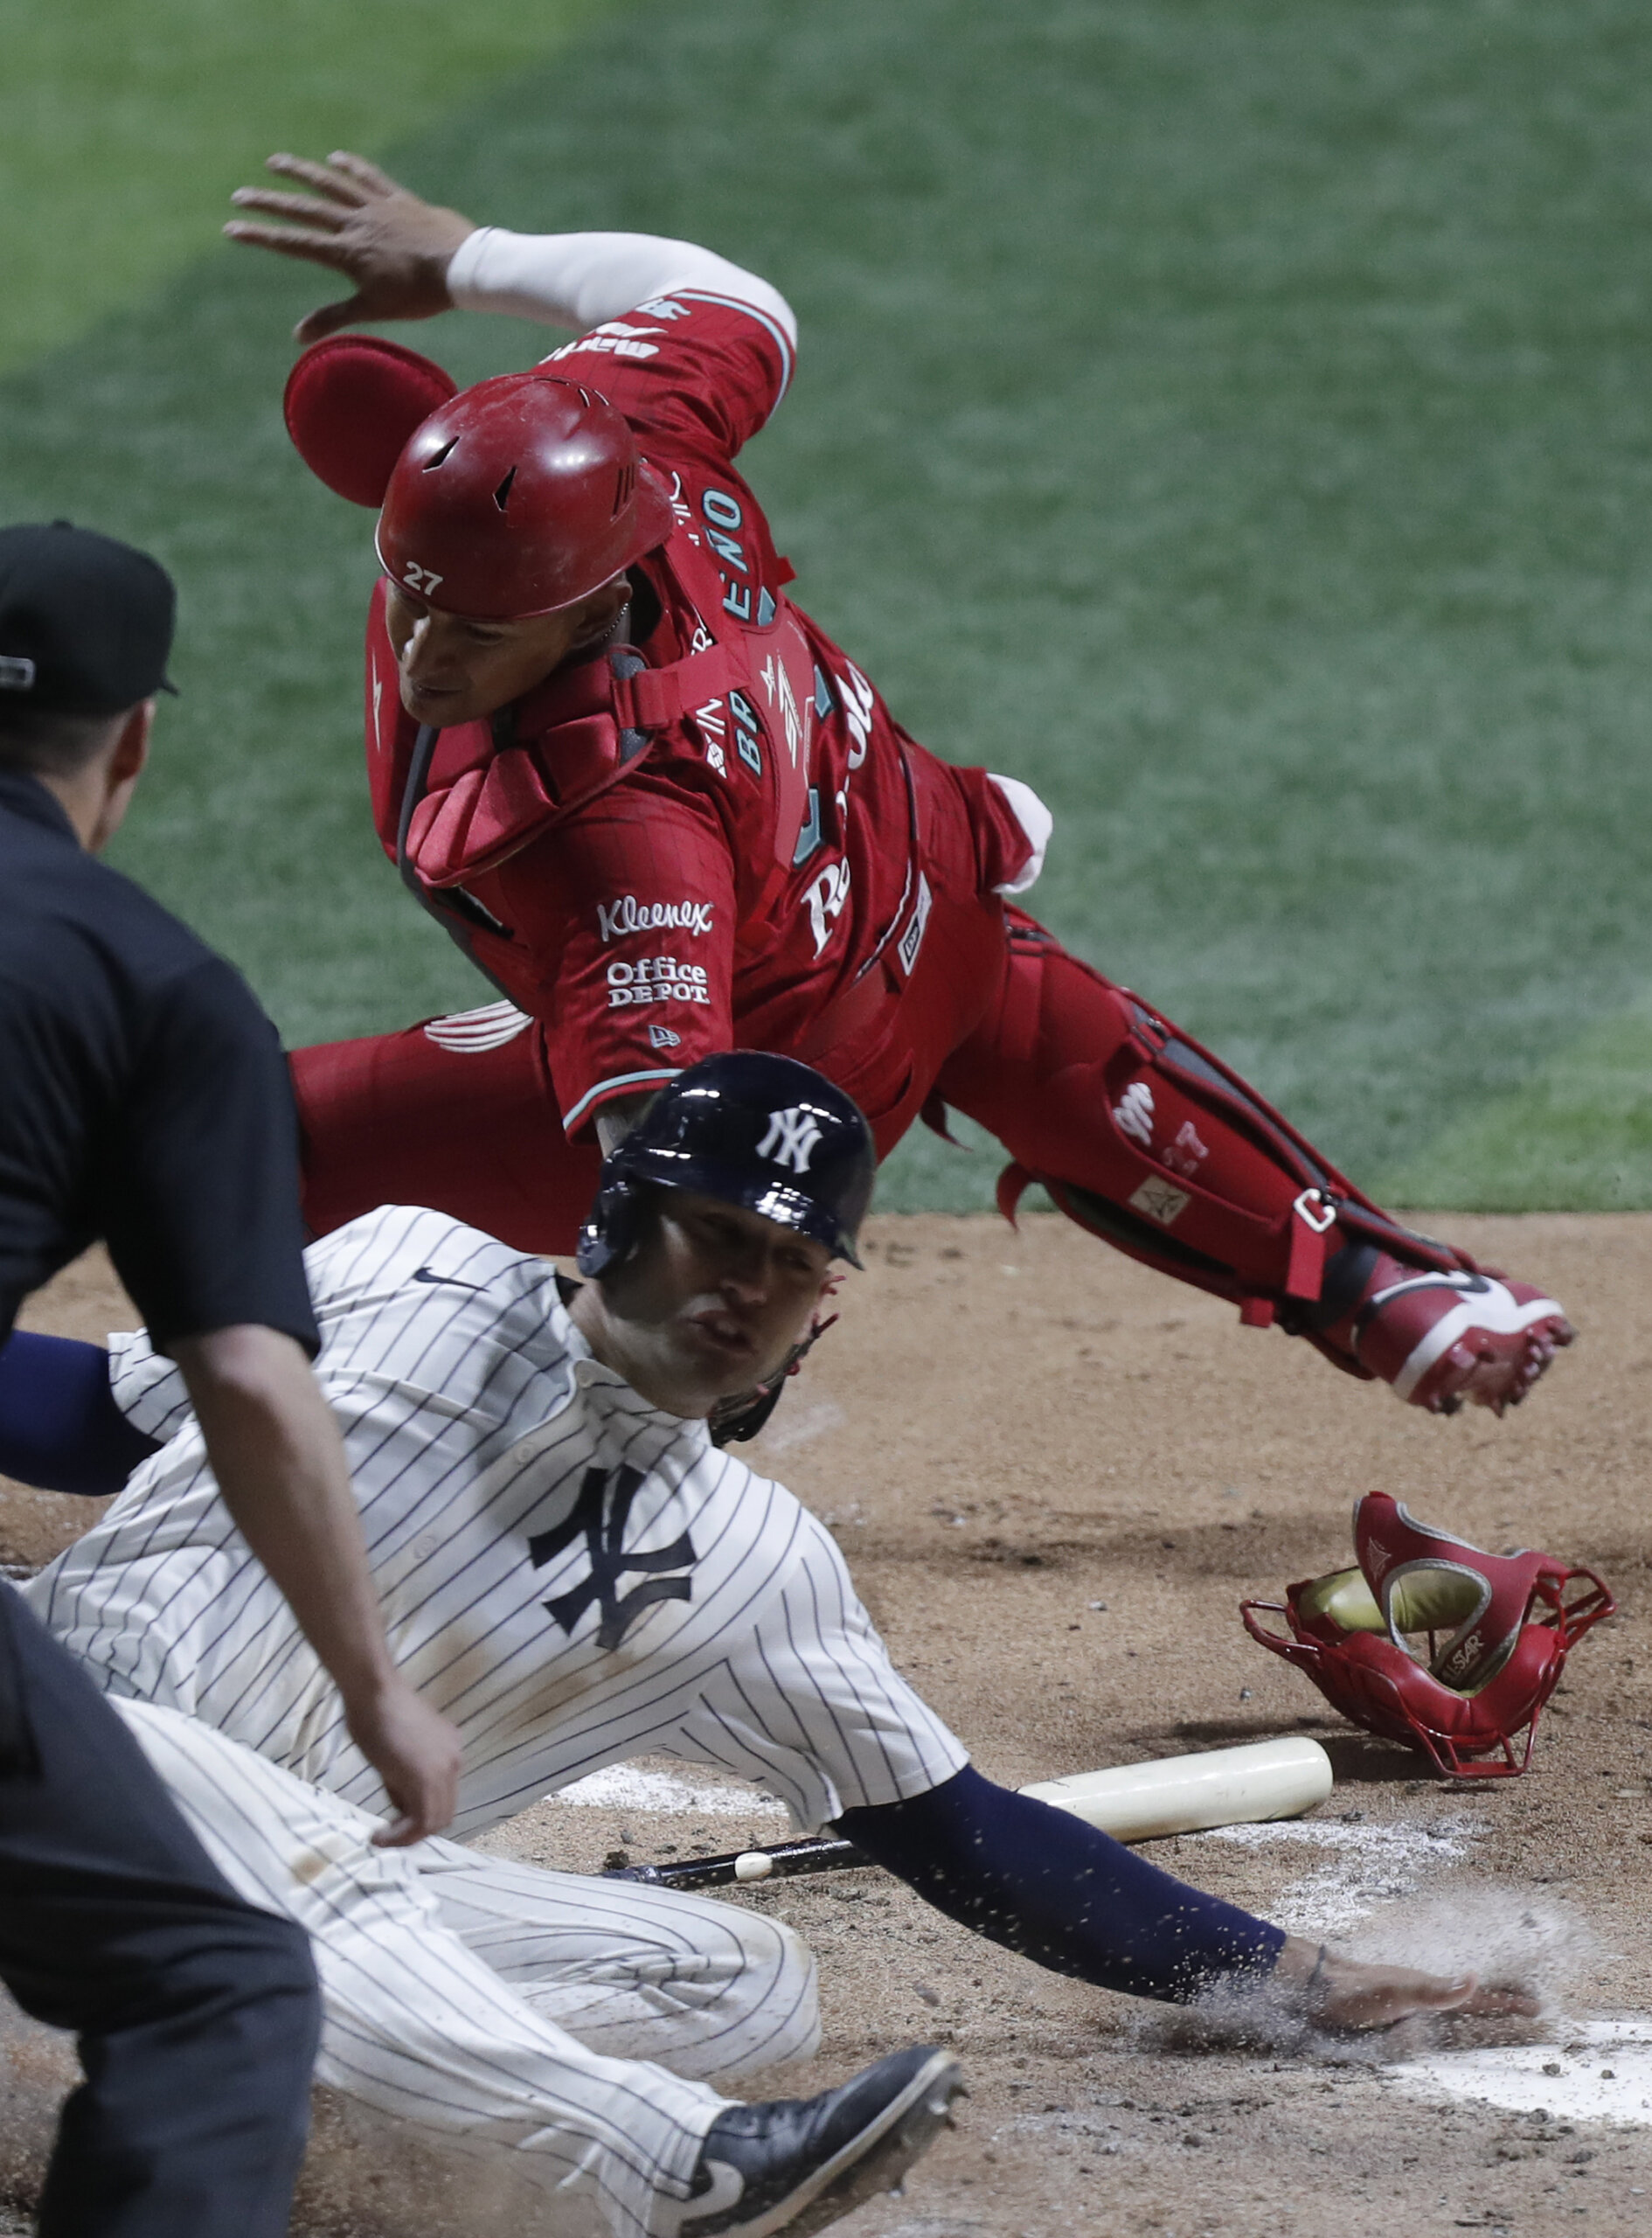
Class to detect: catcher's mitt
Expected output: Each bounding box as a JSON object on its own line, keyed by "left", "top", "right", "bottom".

{"left": 1241, "top": 1491, "right": 1613, "bottom": 1778}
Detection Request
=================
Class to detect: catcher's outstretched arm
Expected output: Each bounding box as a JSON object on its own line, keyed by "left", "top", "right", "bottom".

{"left": 223, "top": 149, "right": 795, "bottom": 348}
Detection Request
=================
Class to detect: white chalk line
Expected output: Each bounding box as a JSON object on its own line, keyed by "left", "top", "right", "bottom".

{"left": 551, "top": 1765, "right": 787, "bottom": 1818}
{"left": 1196, "top": 1816, "right": 1471, "bottom": 1936}
{"left": 757, "top": 1400, "right": 845, "bottom": 1454}
{"left": 1392, "top": 2019, "right": 1652, "bottom": 2127}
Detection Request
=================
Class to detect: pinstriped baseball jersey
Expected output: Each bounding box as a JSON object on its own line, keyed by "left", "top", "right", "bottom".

{"left": 26, "top": 1203, "right": 965, "bottom": 1838}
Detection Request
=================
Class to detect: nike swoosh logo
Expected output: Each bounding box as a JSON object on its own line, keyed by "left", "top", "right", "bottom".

{"left": 686, "top": 2161, "right": 745, "bottom": 2216}
{"left": 411, "top": 1267, "right": 482, "bottom": 1289}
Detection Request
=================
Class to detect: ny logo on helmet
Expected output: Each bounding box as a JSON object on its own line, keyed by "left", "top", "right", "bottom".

{"left": 757, "top": 1105, "right": 823, "bottom": 1173}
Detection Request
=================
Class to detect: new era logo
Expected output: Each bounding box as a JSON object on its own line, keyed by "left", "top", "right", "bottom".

{"left": 757, "top": 1105, "right": 823, "bottom": 1173}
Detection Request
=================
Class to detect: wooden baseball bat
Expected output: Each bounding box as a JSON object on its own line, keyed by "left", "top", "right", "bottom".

{"left": 604, "top": 1734, "right": 1333, "bottom": 1892}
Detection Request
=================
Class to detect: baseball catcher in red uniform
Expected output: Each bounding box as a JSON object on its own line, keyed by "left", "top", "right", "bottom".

{"left": 225, "top": 152, "right": 1573, "bottom": 1421}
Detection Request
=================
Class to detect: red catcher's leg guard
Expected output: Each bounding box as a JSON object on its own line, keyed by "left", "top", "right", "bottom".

{"left": 290, "top": 1002, "right": 600, "bottom": 1255}
{"left": 934, "top": 914, "right": 1572, "bottom": 1412}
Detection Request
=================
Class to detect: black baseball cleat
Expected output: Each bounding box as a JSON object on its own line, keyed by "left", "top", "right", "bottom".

{"left": 676, "top": 2045, "right": 965, "bottom": 2236}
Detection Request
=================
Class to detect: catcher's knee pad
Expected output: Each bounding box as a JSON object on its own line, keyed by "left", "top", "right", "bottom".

{"left": 955, "top": 923, "right": 1460, "bottom": 1327}
{"left": 1243, "top": 1491, "right": 1614, "bottom": 1777}
{"left": 938, "top": 923, "right": 1575, "bottom": 1409}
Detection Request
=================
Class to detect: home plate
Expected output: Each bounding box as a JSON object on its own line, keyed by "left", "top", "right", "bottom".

{"left": 553, "top": 1765, "right": 786, "bottom": 1817}
{"left": 1391, "top": 2019, "right": 1652, "bottom": 2124}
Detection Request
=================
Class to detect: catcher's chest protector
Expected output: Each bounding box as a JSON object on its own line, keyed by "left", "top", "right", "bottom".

{"left": 1242, "top": 1491, "right": 1614, "bottom": 1777}
{"left": 370, "top": 524, "right": 818, "bottom": 893}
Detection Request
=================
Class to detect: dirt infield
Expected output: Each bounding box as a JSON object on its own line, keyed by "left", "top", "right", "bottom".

{"left": 5, "top": 1211, "right": 1652, "bottom": 2236}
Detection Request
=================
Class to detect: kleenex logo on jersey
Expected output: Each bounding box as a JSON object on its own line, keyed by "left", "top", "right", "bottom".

{"left": 597, "top": 895, "right": 715, "bottom": 943}
{"left": 607, "top": 957, "right": 711, "bottom": 1008}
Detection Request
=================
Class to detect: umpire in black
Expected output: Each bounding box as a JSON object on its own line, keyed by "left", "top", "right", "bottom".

{"left": 0, "top": 522, "right": 462, "bottom": 2236}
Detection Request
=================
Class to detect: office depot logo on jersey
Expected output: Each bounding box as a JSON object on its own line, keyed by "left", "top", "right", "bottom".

{"left": 597, "top": 896, "right": 715, "bottom": 943}
{"left": 607, "top": 957, "right": 711, "bottom": 1009}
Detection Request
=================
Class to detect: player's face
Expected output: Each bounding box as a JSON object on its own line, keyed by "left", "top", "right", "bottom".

{"left": 590, "top": 1190, "right": 835, "bottom": 1416}
{"left": 385, "top": 584, "right": 591, "bottom": 726}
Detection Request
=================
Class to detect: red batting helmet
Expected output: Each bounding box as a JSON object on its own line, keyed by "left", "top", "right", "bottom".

{"left": 374, "top": 372, "right": 677, "bottom": 619}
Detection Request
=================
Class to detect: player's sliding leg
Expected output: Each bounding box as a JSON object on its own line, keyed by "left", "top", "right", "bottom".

{"left": 114, "top": 1697, "right": 954, "bottom": 2238}
{"left": 934, "top": 914, "right": 1572, "bottom": 1414}
{"left": 290, "top": 1004, "right": 599, "bottom": 1253}
{"left": 407, "top": 1840, "right": 820, "bottom": 2082}
{"left": 115, "top": 1699, "right": 724, "bottom": 2234}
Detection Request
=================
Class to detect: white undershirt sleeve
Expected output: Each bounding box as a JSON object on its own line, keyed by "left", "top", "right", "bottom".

{"left": 446, "top": 227, "right": 798, "bottom": 347}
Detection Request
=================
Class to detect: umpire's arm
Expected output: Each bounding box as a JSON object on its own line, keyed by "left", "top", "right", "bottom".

{"left": 99, "top": 956, "right": 461, "bottom": 1845}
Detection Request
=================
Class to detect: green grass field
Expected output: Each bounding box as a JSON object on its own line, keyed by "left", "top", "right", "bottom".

{"left": 3, "top": 0, "right": 1649, "bottom": 1212}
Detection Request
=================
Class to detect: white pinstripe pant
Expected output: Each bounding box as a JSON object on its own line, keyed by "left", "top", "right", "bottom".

{"left": 115, "top": 1699, "right": 821, "bottom": 2238}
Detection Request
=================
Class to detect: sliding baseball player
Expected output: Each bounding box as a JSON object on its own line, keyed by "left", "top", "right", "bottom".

{"left": 219, "top": 151, "right": 1572, "bottom": 1428}
{"left": 7, "top": 1058, "right": 1531, "bottom": 2238}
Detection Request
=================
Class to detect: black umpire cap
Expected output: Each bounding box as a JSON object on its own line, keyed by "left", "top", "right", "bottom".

{"left": 0, "top": 521, "right": 177, "bottom": 715}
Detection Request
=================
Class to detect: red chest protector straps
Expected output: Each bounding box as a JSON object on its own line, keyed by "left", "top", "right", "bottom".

{"left": 371, "top": 524, "right": 818, "bottom": 906}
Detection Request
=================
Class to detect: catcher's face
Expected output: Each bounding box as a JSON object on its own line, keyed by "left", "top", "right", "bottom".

{"left": 385, "top": 578, "right": 628, "bottom": 726}
{"left": 578, "top": 1190, "right": 834, "bottom": 1418}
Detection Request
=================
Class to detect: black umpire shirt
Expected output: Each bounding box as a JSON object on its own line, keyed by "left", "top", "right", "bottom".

{"left": 0, "top": 765, "right": 318, "bottom": 1353}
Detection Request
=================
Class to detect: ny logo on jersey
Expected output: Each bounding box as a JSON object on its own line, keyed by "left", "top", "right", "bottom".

{"left": 756, "top": 1105, "right": 823, "bottom": 1173}
{"left": 530, "top": 1464, "right": 695, "bottom": 1652}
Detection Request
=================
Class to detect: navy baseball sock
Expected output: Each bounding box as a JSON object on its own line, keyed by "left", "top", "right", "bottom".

{"left": 836, "top": 1763, "right": 1284, "bottom": 2003}
{"left": 0, "top": 1332, "right": 160, "bottom": 1497}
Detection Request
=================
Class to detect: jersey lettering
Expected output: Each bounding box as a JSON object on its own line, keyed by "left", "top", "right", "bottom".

{"left": 531, "top": 1463, "right": 695, "bottom": 1652}
{"left": 549, "top": 321, "right": 666, "bottom": 364}
{"left": 804, "top": 858, "right": 851, "bottom": 957}
{"left": 705, "top": 527, "right": 746, "bottom": 572}
{"left": 837, "top": 664, "right": 875, "bottom": 768}
{"left": 730, "top": 689, "right": 763, "bottom": 776}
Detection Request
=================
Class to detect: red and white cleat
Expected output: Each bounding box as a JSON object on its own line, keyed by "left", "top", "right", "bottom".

{"left": 1343, "top": 1261, "right": 1575, "bottom": 1415}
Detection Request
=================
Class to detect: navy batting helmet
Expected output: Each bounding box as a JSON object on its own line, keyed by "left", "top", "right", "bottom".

{"left": 575, "top": 1053, "right": 875, "bottom": 1278}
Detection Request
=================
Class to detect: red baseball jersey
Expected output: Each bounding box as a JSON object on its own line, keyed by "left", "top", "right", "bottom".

{"left": 364, "top": 289, "right": 1033, "bottom": 1139}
